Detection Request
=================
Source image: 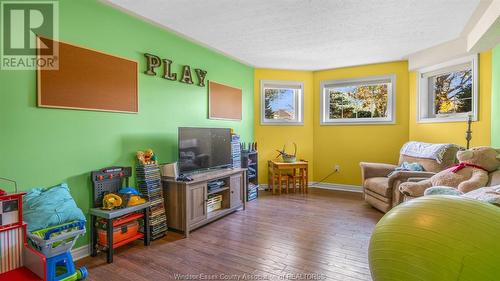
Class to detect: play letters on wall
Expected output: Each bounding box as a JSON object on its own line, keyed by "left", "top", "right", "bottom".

{"left": 144, "top": 53, "right": 207, "bottom": 87}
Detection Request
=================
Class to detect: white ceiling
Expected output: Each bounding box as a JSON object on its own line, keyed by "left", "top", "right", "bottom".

{"left": 104, "top": 0, "right": 481, "bottom": 71}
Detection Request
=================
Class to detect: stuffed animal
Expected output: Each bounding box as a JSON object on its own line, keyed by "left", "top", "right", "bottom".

{"left": 136, "top": 151, "right": 146, "bottom": 164}
{"left": 144, "top": 148, "right": 157, "bottom": 164}
{"left": 136, "top": 149, "right": 157, "bottom": 165}
{"left": 399, "top": 147, "right": 500, "bottom": 198}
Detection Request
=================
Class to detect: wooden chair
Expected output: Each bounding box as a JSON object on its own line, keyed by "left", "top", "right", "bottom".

{"left": 268, "top": 161, "right": 290, "bottom": 194}
{"left": 288, "top": 160, "right": 308, "bottom": 193}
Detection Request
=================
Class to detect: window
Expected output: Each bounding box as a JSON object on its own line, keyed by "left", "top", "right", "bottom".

{"left": 320, "top": 75, "right": 395, "bottom": 125}
{"left": 260, "top": 80, "right": 304, "bottom": 125}
{"left": 417, "top": 55, "right": 478, "bottom": 123}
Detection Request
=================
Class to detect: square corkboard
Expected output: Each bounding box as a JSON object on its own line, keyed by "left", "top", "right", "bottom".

{"left": 208, "top": 81, "right": 242, "bottom": 120}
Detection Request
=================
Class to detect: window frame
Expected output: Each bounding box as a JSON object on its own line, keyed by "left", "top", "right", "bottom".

{"left": 320, "top": 74, "right": 396, "bottom": 125}
{"left": 417, "top": 54, "right": 478, "bottom": 123}
{"left": 260, "top": 80, "right": 304, "bottom": 125}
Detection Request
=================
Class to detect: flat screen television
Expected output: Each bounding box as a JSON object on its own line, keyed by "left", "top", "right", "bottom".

{"left": 178, "top": 127, "right": 232, "bottom": 174}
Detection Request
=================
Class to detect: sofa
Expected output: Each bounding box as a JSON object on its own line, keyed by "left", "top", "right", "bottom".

{"left": 360, "top": 145, "right": 459, "bottom": 213}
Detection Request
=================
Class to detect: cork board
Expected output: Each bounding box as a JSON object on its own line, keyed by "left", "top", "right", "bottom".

{"left": 208, "top": 81, "right": 242, "bottom": 120}
{"left": 37, "top": 37, "right": 138, "bottom": 113}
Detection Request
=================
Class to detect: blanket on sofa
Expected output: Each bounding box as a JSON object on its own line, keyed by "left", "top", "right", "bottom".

{"left": 400, "top": 141, "right": 462, "bottom": 164}
{"left": 425, "top": 185, "right": 500, "bottom": 206}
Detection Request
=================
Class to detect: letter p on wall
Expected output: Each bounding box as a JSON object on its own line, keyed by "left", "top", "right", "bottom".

{"left": 144, "top": 53, "right": 161, "bottom": 75}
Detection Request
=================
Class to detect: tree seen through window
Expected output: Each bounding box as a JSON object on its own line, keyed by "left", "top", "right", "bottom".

{"left": 328, "top": 84, "right": 388, "bottom": 119}
{"left": 264, "top": 88, "right": 296, "bottom": 120}
{"left": 432, "top": 68, "right": 472, "bottom": 115}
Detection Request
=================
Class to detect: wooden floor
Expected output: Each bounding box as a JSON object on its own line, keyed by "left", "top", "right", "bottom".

{"left": 79, "top": 188, "right": 383, "bottom": 281}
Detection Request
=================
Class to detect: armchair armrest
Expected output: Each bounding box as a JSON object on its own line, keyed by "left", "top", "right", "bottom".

{"left": 390, "top": 172, "right": 435, "bottom": 202}
{"left": 407, "top": 177, "right": 432, "bottom": 183}
{"left": 388, "top": 171, "right": 435, "bottom": 181}
{"left": 360, "top": 162, "right": 397, "bottom": 181}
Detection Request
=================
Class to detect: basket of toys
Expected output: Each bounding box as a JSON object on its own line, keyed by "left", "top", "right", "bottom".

{"left": 28, "top": 220, "right": 86, "bottom": 258}
{"left": 207, "top": 194, "right": 222, "bottom": 213}
{"left": 276, "top": 143, "right": 297, "bottom": 163}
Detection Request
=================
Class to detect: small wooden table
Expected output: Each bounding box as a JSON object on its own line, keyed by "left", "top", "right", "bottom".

{"left": 268, "top": 160, "right": 308, "bottom": 194}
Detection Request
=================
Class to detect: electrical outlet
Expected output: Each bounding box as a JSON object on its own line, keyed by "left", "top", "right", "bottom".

{"left": 334, "top": 164, "right": 340, "bottom": 172}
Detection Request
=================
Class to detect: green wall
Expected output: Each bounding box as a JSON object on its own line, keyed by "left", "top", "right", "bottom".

{"left": 492, "top": 44, "right": 500, "bottom": 147}
{"left": 0, "top": 0, "right": 254, "bottom": 247}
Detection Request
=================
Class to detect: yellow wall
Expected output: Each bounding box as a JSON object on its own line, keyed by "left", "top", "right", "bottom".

{"left": 313, "top": 61, "right": 410, "bottom": 186}
{"left": 254, "top": 52, "right": 492, "bottom": 187}
{"left": 254, "top": 69, "right": 314, "bottom": 184}
{"left": 408, "top": 51, "right": 492, "bottom": 147}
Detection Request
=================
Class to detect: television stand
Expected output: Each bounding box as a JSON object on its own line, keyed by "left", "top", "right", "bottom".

{"left": 161, "top": 168, "right": 247, "bottom": 237}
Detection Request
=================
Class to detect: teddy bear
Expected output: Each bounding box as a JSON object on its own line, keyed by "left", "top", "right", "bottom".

{"left": 144, "top": 149, "right": 157, "bottom": 164}
{"left": 136, "top": 149, "right": 157, "bottom": 165}
{"left": 399, "top": 146, "right": 500, "bottom": 198}
{"left": 136, "top": 151, "right": 146, "bottom": 165}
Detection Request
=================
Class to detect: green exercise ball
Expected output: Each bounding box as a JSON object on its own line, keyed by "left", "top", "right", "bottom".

{"left": 369, "top": 195, "right": 500, "bottom": 281}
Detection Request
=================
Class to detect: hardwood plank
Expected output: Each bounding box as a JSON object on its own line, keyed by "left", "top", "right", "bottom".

{"left": 78, "top": 188, "right": 383, "bottom": 281}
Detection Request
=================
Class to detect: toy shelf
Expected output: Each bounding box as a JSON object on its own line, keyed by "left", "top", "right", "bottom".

{"left": 90, "top": 166, "right": 151, "bottom": 264}
{"left": 90, "top": 203, "right": 150, "bottom": 263}
{"left": 0, "top": 191, "right": 47, "bottom": 281}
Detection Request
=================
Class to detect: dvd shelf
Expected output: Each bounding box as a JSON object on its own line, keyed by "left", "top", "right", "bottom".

{"left": 231, "top": 134, "right": 241, "bottom": 169}
{"left": 242, "top": 151, "right": 258, "bottom": 201}
{"left": 136, "top": 164, "right": 168, "bottom": 240}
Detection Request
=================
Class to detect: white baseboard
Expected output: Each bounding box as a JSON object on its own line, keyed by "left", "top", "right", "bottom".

{"left": 258, "top": 182, "right": 362, "bottom": 193}
{"left": 309, "top": 182, "right": 363, "bottom": 193}
{"left": 71, "top": 244, "right": 90, "bottom": 261}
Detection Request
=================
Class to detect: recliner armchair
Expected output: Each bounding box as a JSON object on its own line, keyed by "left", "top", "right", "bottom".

{"left": 360, "top": 144, "right": 460, "bottom": 213}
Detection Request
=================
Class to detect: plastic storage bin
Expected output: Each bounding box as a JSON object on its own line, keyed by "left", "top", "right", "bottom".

{"left": 97, "top": 220, "right": 139, "bottom": 246}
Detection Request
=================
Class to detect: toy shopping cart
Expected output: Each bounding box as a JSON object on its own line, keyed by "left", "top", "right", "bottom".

{"left": 28, "top": 220, "right": 88, "bottom": 281}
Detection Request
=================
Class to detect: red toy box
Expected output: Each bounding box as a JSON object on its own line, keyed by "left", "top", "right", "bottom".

{"left": 96, "top": 213, "right": 143, "bottom": 247}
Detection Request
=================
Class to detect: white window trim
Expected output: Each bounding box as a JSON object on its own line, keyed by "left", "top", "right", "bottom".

{"left": 416, "top": 54, "right": 478, "bottom": 123}
{"left": 320, "top": 74, "right": 396, "bottom": 125}
{"left": 260, "top": 80, "right": 304, "bottom": 125}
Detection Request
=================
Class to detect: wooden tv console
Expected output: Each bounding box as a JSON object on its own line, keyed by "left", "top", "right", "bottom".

{"left": 161, "top": 168, "right": 247, "bottom": 237}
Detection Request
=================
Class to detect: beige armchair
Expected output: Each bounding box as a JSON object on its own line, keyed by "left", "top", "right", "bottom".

{"left": 360, "top": 145, "right": 460, "bottom": 213}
